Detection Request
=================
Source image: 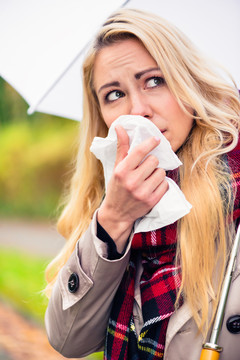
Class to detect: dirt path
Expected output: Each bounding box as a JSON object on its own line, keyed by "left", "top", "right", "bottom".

{"left": 0, "top": 301, "right": 83, "bottom": 360}
{"left": 0, "top": 219, "right": 65, "bottom": 257}
{"left": 0, "top": 220, "right": 90, "bottom": 360}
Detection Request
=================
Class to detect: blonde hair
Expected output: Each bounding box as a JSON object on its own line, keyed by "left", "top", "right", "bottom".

{"left": 45, "top": 8, "right": 240, "bottom": 337}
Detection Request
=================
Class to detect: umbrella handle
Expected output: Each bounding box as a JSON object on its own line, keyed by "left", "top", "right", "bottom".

{"left": 200, "top": 224, "right": 240, "bottom": 360}
{"left": 200, "top": 344, "right": 222, "bottom": 360}
{"left": 200, "top": 348, "right": 220, "bottom": 360}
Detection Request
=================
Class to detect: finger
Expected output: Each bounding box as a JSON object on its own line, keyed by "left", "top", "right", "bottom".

{"left": 144, "top": 168, "right": 167, "bottom": 192}
{"left": 129, "top": 173, "right": 168, "bottom": 210}
{"left": 130, "top": 168, "right": 168, "bottom": 208}
{"left": 127, "top": 136, "right": 161, "bottom": 170}
{"left": 134, "top": 168, "right": 166, "bottom": 200}
{"left": 147, "top": 177, "right": 169, "bottom": 205}
{"left": 115, "top": 125, "right": 130, "bottom": 166}
{"left": 134, "top": 154, "right": 160, "bottom": 182}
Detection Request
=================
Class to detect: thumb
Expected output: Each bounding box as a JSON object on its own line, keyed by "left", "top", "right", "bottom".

{"left": 115, "top": 125, "right": 129, "bottom": 166}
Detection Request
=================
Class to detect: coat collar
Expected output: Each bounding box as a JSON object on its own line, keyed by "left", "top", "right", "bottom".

{"left": 165, "top": 245, "right": 240, "bottom": 354}
{"left": 165, "top": 301, "right": 192, "bottom": 353}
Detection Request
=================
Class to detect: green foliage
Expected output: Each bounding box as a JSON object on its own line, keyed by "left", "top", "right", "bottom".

{"left": 0, "top": 247, "right": 103, "bottom": 359}
{"left": 87, "top": 353, "right": 104, "bottom": 359}
{"left": 0, "top": 77, "right": 28, "bottom": 125}
{"left": 0, "top": 79, "right": 104, "bottom": 360}
{"left": 0, "top": 247, "right": 48, "bottom": 323}
{"left": 0, "top": 116, "right": 78, "bottom": 219}
{"left": 0, "top": 77, "right": 79, "bottom": 219}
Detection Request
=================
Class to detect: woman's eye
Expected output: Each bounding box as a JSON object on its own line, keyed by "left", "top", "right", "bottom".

{"left": 146, "top": 76, "right": 165, "bottom": 88}
{"left": 105, "top": 90, "right": 125, "bottom": 102}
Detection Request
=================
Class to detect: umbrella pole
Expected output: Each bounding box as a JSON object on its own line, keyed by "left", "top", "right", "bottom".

{"left": 199, "top": 224, "right": 240, "bottom": 360}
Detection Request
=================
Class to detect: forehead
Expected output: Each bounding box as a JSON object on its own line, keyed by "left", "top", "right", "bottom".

{"left": 93, "top": 39, "right": 157, "bottom": 87}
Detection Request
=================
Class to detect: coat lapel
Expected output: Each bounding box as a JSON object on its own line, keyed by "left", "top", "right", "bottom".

{"left": 164, "top": 301, "right": 192, "bottom": 353}
{"left": 164, "top": 248, "right": 240, "bottom": 356}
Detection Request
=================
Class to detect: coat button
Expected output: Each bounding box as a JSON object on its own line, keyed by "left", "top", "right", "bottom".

{"left": 226, "top": 315, "right": 240, "bottom": 334}
{"left": 68, "top": 273, "right": 79, "bottom": 293}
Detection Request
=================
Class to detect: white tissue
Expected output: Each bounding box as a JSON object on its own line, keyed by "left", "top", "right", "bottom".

{"left": 90, "top": 115, "right": 192, "bottom": 233}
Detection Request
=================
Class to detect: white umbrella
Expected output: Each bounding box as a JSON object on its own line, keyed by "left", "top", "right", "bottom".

{"left": 0, "top": 0, "right": 239, "bottom": 121}
{"left": 0, "top": 0, "right": 127, "bottom": 121}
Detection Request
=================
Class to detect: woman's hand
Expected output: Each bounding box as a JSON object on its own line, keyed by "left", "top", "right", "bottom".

{"left": 97, "top": 125, "right": 169, "bottom": 252}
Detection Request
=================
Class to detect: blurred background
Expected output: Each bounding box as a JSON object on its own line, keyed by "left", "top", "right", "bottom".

{"left": 0, "top": 77, "right": 102, "bottom": 360}
{"left": 1, "top": 2, "right": 238, "bottom": 359}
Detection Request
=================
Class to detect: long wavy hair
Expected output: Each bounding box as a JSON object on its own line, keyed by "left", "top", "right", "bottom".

{"left": 45, "top": 8, "right": 240, "bottom": 337}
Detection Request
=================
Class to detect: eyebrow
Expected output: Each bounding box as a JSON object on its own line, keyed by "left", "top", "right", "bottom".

{"left": 135, "top": 67, "right": 160, "bottom": 79}
{"left": 97, "top": 67, "right": 161, "bottom": 95}
{"left": 98, "top": 81, "right": 120, "bottom": 95}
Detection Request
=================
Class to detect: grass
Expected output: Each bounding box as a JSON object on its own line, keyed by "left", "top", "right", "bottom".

{"left": 0, "top": 246, "right": 49, "bottom": 323}
{"left": 0, "top": 246, "right": 103, "bottom": 359}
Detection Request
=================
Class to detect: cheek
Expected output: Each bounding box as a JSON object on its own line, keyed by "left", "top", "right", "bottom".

{"left": 169, "top": 104, "right": 194, "bottom": 151}
{"left": 101, "top": 115, "right": 112, "bottom": 128}
{"left": 98, "top": 106, "right": 114, "bottom": 128}
{"left": 176, "top": 114, "right": 194, "bottom": 136}
{"left": 175, "top": 115, "right": 194, "bottom": 149}
{"left": 171, "top": 101, "right": 194, "bottom": 131}
{"left": 100, "top": 105, "right": 127, "bottom": 129}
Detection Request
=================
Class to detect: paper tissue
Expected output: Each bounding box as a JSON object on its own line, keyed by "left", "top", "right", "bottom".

{"left": 90, "top": 115, "right": 192, "bottom": 233}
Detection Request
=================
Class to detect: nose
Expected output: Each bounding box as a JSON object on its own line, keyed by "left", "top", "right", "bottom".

{"left": 129, "top": 92, "right": 153, "bottom": 118}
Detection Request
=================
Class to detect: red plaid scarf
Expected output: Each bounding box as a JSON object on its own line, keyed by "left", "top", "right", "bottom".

{"left": 104, "top": 137, "right": 240, "bottom": 360}
{"left": 228, "top": 139, "right": 240, "bottom": 223}
{"left": 104, "top": 222, "right": 180, "bottom": 360}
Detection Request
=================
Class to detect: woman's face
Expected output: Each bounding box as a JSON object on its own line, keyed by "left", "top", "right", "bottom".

{"left": 93, "top": 38, "right": 194, "bottom": 152}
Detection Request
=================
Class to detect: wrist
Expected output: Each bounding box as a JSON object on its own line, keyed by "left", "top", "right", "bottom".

{"left": 97, "top": 206, "right": 133, "bottom": 253}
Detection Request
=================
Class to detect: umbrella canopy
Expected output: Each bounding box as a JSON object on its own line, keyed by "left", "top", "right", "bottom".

{"left": 0, "top": 0, "right": 239, "bottom": 121}
{"left": 0, "top": 0, "right": 127, "bottom": 121}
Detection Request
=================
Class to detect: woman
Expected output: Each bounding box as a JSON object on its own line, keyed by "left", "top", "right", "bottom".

{"left": 45, "top": 8, "right": 240, "bottom": 360}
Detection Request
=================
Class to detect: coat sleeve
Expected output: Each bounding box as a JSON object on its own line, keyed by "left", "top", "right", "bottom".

{"left": 44, "top": 210, "right": 132, "bottom": 358}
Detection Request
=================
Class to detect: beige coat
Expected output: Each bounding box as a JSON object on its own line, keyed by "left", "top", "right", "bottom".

{"left": 45, "top": 211, "right": 240, "bottom": 359}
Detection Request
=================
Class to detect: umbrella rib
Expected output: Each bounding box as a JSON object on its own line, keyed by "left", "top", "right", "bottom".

{"left": 27, "top": 2, "right": 131, "bottom": 117}
{"left": 121, "top": 0, "right": 131, "bottom": 6}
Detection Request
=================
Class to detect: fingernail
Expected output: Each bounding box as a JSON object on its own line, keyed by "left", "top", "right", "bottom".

{"left": 154, "top": 137, "right": 160, "bottom": 142}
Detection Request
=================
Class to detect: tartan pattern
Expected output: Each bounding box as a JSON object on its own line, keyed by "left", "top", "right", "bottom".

{"left": 226, "top": 138, "right": 240, "bottom": 222}
{"left": 104, "top": 222, "right": 181, "bottom": 360}
{"left": 104, "top": 136, "right": 240, "bottom": 360}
